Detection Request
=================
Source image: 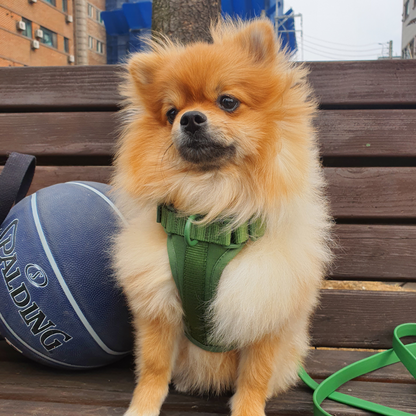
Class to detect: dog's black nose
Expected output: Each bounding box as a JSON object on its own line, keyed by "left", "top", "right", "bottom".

{"left": 180, "top": 111, "right": 207, "bottom": 134}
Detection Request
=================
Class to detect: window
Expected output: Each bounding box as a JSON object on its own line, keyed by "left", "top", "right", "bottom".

{"left": 40, "top": 27, "right": 57, "bottom": 48}
{"left": 62, "top": 0, "right": 68, "bottom": 12}
{"left": 96, "top": 9, "right": 100, "bottom": 21}
{"left": 410, "top": 38, "right": 415, "bottom": 58}
{"left": 22, "top": 18, "right": 32, "bottom": 38}
{"left": 88, "top": 4, "right": 93, "bottom": 17}
{"left": 96, "top": 40, "right": 104, "bottom": 54}
{"left": 64, "top": 37, "right": 69, "bottom": 53}
{"left": 88, "top": 36, "right": 93, "bottom": 49}
{"left": 405, "top": 0, "right": 410, "bottom": 19}
{"left": 44, "top": 0, "right": 56, "bottom": 6}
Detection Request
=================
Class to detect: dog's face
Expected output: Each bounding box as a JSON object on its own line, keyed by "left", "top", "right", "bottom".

{"left": 116, "top": 20, "right": 315, "bottom": 223}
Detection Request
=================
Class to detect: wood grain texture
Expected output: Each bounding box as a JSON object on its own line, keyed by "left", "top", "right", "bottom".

{"left": 2, "top": 109, "right": 416, "bottom": 159}
{"left": 326, "top": 167, "right": 416, "bottom": 218}
{"left": 3, "top": 166, "right": 413, "bottom": 219}
{"left": 3, "top": 384, "right": 415, "bottom": 416}
{"left": 1, "top": 61, "right": 415, "bottom": 110}
{"left": 0, "top": 291, "right": 413, "bottom": 352}
{"left": 306, "top": 349, "right": 416, "bottom": 384}
{"left": 0, "top": 368, "right": 414, "bottom": 416}
{"left": 311, "top": 290, "right": 416, "bottom": 348}
{"left": 316, "top": 110, "right": 416, "bottom": 157}
{"left": 307, "top": 60, "right": 416, "bottom": 107}
{"left": 332, "top": 224, "right": 416, "bottom": 281}
{"left": 23, "top": 166, "right": 113, "bottom": 193}
{"left": 0, "top": 66, "right": 123, "bottom": 111}
{"left": 0, "top": 400, "right": 126, "bottom": 416}
{"left": 0, "top": 368, "right": 415, "bottom": 416}
{"left": 0, "top": 112, "right": 118, "bottom": 157}
{"left": 1, "top": 341, "right": 415, "bottom": 415}
{"left": 1, "top": 341, "right": 413, "bottom": 386}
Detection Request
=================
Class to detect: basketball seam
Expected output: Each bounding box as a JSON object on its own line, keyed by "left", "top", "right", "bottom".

{"left": 30, "top": 193, "right": 129, "bottom": 356}
{"left": 66, "top": 182, "right": 128, "bottom": 227}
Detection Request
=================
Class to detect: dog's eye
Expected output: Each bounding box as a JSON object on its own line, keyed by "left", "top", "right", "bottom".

{"left": 166, "top": 108, "right": 178, "bottom": 124}
{"left": 218, "top": 95, "right": 240, "bottom": 112}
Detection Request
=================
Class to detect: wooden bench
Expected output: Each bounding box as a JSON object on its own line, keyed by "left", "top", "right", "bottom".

{"left": 0, "top": 60, "right": 415, "bottom": 415}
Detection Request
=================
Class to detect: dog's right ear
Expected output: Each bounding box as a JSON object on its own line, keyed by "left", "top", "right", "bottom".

{"left": 127, "top": 52, "right": 163, "bottom": 89}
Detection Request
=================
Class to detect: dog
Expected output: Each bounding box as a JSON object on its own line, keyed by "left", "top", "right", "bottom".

{"left": 112, "top": 18, "right": 332, "bottom": 416}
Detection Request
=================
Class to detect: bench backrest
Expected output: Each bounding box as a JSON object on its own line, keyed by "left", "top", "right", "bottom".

{"left": 1, "top": 60, "right": 416, "bottom": 349}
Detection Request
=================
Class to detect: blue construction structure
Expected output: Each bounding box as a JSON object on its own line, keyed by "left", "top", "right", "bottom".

{"left": 102, "top": 0, "right": 297, "bottom": 64}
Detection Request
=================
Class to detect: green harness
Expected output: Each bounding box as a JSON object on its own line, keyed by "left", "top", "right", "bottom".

{"left": 157, "top": 204, "right": 265, "bottom": 352}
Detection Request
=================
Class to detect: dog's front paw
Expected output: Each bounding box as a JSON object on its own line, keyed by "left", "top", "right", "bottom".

{"left": 124, "top": 408, "right": 159, "bottom": 416}
{"left": 230, "top": 395, "right": 266, "bottom": 416}
{"left": 231, "top": 410, "right": 266, "bottom": 416}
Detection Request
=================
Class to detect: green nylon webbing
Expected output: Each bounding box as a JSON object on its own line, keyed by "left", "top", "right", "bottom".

{"left": 158, "top": 205, "right": 264, "bottom": 352}
{"left": 167, "top": 234, "right": 244, "bottom": 352}
{"left": 300, "top": 323, "right": 416, "bottom": 416}
{"left": 157, "top": 205, "right": 265, "bottom": 246}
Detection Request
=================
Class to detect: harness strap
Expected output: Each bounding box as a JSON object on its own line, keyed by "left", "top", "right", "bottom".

{"left": 158, "top": 205, "right": 265, "bottom": 352}
{"left": 157, "top": 205, "right": 265, "bottom": 246}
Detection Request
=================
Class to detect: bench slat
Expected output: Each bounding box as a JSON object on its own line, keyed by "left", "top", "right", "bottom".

{"left": 0, "top": 373, "right": 415, "bottom": 415}
{"left": 0, "top": 400, "right": 128, "bottom": 416}
{"left": 0, "top": 66, "right": 120, "bottom": 111}
{"left": 0, "top": 112, "right": 117, "bottom": 158}
{"left": 5, "top": 166, "right": 414, "bottom": 219}
{"left": 317, "top": 109, "right": 416, "bottom": 157}
{"left": 24, "top": 166, "right": 112, "bottom": 190}
{"left": 312, "top": 290, "right": 416, "bottom": 348}
{"left": 1, "top": 341, "right": 413, "bottom": 385}
{"left": 1, "top": 61, "right": 415, "bottom": 111}
{"left": 307, "top": 60, "right": 416, "bottom": 107}
{"left": 0, "top": 289, "right": 413, "bottom": 349}
{"left": 326, "top": 167, "right": 416, "bottom": 218}
{"left": 306, "top": 349, "right": 415, "bottom": 383}
{"left": 2, "top": 109, "right": 416, "bottom": 159}
{"left": 332, "top": 224, "right": 416, "bottom": 281}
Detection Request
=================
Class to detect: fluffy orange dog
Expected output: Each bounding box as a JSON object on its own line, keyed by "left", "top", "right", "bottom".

{"left": 112, "top": 18, "right": 332, "bottom": 416}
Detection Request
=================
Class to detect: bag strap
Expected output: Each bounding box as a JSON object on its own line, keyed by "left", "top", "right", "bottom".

{"left": 299, "top": 323, "right": 416, "bottom": 416}
{"left": 0, "top": 153, "right": 36, "bottom": 225}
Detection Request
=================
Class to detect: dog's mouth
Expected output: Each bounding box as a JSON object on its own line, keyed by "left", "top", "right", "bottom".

{"left": 176, "top": 131, "right": 236, "bottom": 170}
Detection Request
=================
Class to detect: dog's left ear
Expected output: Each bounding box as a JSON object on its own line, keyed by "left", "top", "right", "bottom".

{"left": 234, "top": 20, "right": 276, "bottom": 64}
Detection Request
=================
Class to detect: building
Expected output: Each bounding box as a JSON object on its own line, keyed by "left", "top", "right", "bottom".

{"left": 0, "top": 0, "right": 75, "bottom": 66}
{"left": 74, "top": 0, "right": 107, "bottom": 65}
{"left": 402, "top": 0, "right": 416, "bottom": 58}
{"left": 0, "top": 0, "right": 107, "bottom": 67}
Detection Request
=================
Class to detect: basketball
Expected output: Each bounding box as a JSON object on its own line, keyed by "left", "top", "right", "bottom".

{"left": 0, "top": 181, "right": 133, "bottom": 369}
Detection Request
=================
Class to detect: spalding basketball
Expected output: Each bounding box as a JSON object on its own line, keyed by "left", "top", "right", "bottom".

{"left": 0, "top": 181, "right": 133, "bottom": 369}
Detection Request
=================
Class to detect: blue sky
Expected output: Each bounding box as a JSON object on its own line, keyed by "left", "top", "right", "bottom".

{"left": 284, "top": 0, "right": 403, "bottom": 61}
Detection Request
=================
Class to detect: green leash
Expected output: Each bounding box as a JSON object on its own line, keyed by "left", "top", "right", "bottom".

{"left": 157, "top": 205, "right": 265, "bottom": 352}
{"left": 299, "top": 323, "right": 416, "bottom": 415}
